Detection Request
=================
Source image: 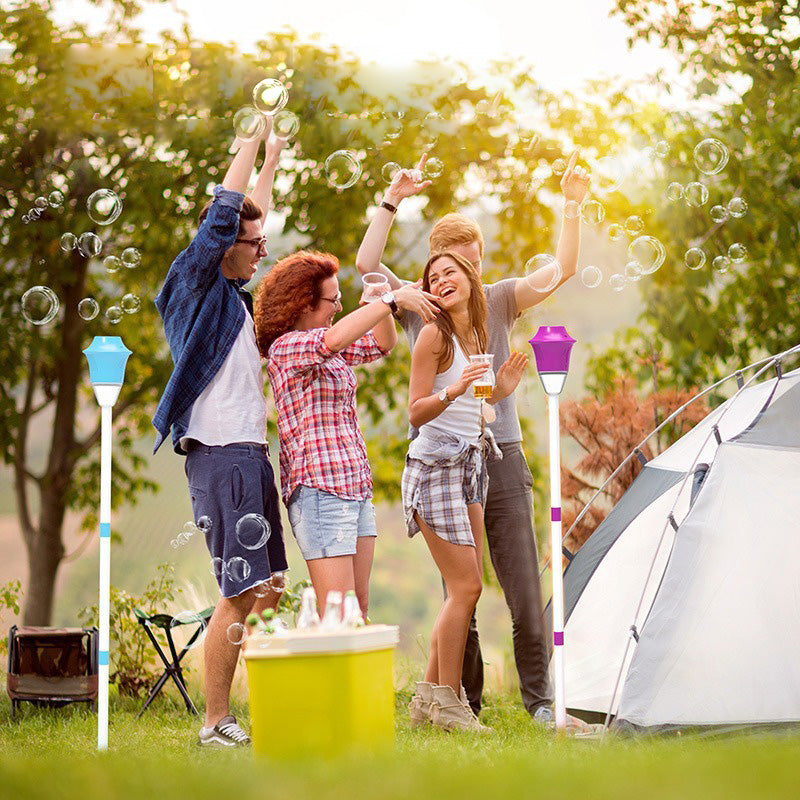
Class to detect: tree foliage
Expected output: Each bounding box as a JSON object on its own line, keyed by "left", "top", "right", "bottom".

{"left": 590, "top": 0, "right": 800, "bottom": 393}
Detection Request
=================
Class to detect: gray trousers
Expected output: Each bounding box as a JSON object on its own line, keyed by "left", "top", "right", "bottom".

{"left": 460, "top": 441, "right": 553, "bottom": 716}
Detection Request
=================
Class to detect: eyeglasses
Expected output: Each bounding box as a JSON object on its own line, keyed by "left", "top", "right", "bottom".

{"left": 235, "top": 236, "right": 268, "bottom": 254}
{"left": 320, "top": 291, "right": 342, "bottom": 307}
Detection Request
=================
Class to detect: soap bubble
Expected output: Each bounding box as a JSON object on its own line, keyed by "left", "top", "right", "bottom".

{"left": 564, "top": 200, "right": 580, "bottom": 220}
{"left": 580, "top": 199, "right": 605, "bottom": 226}
{"left": 87, "top": 189, "right": 122, "bottom": 226}
{"left": 252, "top": 78, "right": 288, "bottom": 115}
{"left": 226, "top": 556, "right": 251, "bottom": 583}
{"left": 77, "top": 297, "right": 99, "bottom": 320}
{"left": 233, "top": 106, "right": 266, "bottom": 142}
{"left": 77, "top": 232, "right": 102, "bottom": 258}
{"left": 29, "top": 208, "right": 42, "bottom": 221}
{"left": 727, "top": 197, "right": 748, "bottom": 218}
{"left": 383, "top": 111, "right": 404, "bottom": 140}
{"left": 424, "top": 157, "right": 444, "bottom": 179}
{"left": 273, "top": 109, "right": 299, "bottom": 139}
{"left": 592, "top": 155, "right": 625, "bottom": 195}
{"left": 34, "top": 196, "right": 48, "bottom": 209}
{"left": 381, "top": 162, "right": 401, "bottom": 183}
{"left": 48, "top": 191, "right": 64, "bottom": 208}
{"left": 609, "top": 274, "right": 626, "bottom": 292}
{"left": 169, "top": 611, "right": 207, "bottom": 650}
{"left": 21, "top": 286, "right": 59, "bottom": 325}
{"left": 226, "top": 622, "right": 247, "bottom": 645}
{"left": 270, "top": 572, "right": 286, "bottom": 593}
{"left": 624, "top": 261, "right": 643, "bottom": 281}
{"left": 524, "top": 254, "right": 562, "bottom": 293}
{"left": 197, "top": 515, "right": 212, "bottom": 533}
{"left": 552, "top": 158, "right": 567, "bottom": 175}
{"left": 654, "top": 140, "right": 670, "bottom": 158}
{"left": 105, "top": 305, "right": 123, "bottom": 324}
{"left": 712, "top": 255, "right": 731, "bottom": 273}
{"left": 210, "top": 557, "right": 226, "bottom": 580}
{"left": 607, "top": 223, "right": 624, "bottom": 241}
{"left": 60, "top": 232, "right": 77, "bottom": 251}
{"left": 728, "top": 243, "right": 747, "bottom": 262}
{"left": 710, "top": 205, "right": 729, "bottom": 223}
{"left": 580, "top": 265, "right": 602, "bottom": 288}
{"left": 624, "top": 215, "right": 644, "bottom": 236}
{"left": 684, "top": 182, "right": 709, "bottom": 207}
{"left": 121, "top": 247, "right": 141, "bottom": 268}
{"left": 121, "top": 293, "right": 140, "bottom": 313}
{"left": 666, "top": 182, "right": 684, "bottom": 202}
{"left": 22, "top": 214, "right": 31, "bottom": 224}
{"left": 693, "top": 138, "right": 729, "bottom": 175}
{"left": 235, "top": 513, "right": 271, "bottom": 550}
{"left": 325, "top": 150, "right": 362, "bottom": 190}
{"left": 684, "top": 247, "right": 706, "bottom": 270}
{"left": 627, "top": 235, "right": 666, "bottom": 275}
{"left": 253, "top": 581, "right": 271, "bottom": 598}
{"left": 102, "top": 256, "right": 120, "bottom": 274}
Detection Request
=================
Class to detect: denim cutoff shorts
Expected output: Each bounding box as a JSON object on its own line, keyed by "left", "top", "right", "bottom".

{"left": 287, "top": 486, "right": 377, "bottom": 560}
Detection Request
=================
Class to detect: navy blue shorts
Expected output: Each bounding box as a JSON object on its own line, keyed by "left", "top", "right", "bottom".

{"left": 184, "top": 441, "right": 288, "bottom": 598}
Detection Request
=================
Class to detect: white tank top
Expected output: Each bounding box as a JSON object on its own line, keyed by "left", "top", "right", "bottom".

{"left": 420, "top": 335, "right": 482, "bottom": 442}
{"left": 181, "top": 301, "right": 267, "bottom": 450}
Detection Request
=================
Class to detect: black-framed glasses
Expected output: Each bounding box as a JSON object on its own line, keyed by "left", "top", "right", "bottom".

{"left": 235, "top": 236, "right": 268, "bottom": 254}
{"left": 320, "top": 291, "right": 342, "bottom": 307}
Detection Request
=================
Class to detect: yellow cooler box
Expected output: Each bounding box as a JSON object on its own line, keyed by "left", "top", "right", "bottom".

{"left": 243, "top": 624, "right": 399, "bottom": 759}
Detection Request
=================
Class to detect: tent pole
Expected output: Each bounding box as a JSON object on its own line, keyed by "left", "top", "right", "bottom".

{"left": 547, "top": 392, "right": 566, "bottom": 732}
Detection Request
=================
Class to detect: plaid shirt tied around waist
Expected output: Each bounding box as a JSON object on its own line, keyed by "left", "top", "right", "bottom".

{"left": 267, "top": 328, "right": 387, "bottom": 505}
{"left": 402, "top": 427, "right": 502, "bottom": 546}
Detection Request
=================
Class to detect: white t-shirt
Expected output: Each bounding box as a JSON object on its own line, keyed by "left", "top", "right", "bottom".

{"left": 181, "top": 301, "right": 267, "bottom": 450}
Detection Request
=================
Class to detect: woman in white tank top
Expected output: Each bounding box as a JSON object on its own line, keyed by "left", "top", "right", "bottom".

{"left": 401, "top": 251, "right": 528, "bottom": 732}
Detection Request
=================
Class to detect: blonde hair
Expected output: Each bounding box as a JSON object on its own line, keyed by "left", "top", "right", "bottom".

{"left": 422, "top": 251, "right": 487, "bottom": 367}
{"left": 429, "top": 213, "right": 484, "bottom": 259}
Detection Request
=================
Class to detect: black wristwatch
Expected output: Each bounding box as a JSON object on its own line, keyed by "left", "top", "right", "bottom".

{"left": 381, "top": 291, "right": 398, "bottom": 315}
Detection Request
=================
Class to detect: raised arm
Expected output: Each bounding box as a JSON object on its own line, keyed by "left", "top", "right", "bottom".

{"left": 355, "top": 154, "right": 432, "bottom": 291}
{"left": 250, "top": 121, "right": 286, "bottom": 224}
{"left": 514, "top": 150, "right": 591, "bottom": 313}
{"left": 221, "top": 133, "right": 263, "bottom": 194}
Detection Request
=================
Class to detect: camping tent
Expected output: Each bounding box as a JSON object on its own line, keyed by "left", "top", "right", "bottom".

{"left": 556, "top": 354, "right": 800, "bottom": 731}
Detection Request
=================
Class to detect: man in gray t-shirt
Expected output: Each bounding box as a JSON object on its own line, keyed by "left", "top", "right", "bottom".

{"left": 356, "top": 153, "right": 591, "bottom": 725}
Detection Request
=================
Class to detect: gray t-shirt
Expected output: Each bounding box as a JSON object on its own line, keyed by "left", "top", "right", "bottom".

{"left": 400, "top": 278, "right": 522, "bottom": 444}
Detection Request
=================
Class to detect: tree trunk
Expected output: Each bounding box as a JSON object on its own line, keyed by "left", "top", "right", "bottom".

{"left": 21, "top": 251, "right": 87, "bottom": 626}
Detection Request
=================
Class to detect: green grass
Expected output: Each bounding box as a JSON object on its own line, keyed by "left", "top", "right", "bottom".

{"left": 2, "top": 690, "right": 800, "bottom": 799}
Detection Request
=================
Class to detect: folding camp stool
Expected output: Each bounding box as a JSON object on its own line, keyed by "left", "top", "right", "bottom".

{"left": 134, "top": 607, "right": 213, "bottom": 717}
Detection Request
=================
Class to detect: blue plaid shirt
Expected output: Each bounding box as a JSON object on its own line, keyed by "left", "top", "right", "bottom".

{"left": 152, "top": 186, "right": 254, "bottom": 454}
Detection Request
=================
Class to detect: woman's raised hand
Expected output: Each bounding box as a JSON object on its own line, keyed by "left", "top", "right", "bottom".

{"left": 492, "top": 352, "right": 529, "bottom": 401}
{"left": 560, "top": 150, "right": 591, "bottom": 204}
{"left": 393, "top": 279, "right": 440, "bottom": 323}
{"left": 384, "top": 153, "right": 433, "bottom": 204}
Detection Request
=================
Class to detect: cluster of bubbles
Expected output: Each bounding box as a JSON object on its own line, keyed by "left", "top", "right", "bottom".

{"left": 233, "top": 78, "right": 295, "bottom": 143}
{"left": 170, "top": 516, "right": 212, "bottom": 549}
{"left": 20, "top": 191, "right": 65, "bottom": 225}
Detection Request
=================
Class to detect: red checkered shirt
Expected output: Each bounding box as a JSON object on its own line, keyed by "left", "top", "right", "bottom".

{"left": 268, "top": 328, "right": 387, "bottom": 505}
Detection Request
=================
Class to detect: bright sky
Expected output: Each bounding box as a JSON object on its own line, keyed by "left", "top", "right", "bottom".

{"left": 54, "top": 0, "right": 679, "bottom": 92}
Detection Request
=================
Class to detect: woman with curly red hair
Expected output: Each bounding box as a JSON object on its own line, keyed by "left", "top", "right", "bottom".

{"left": 254, "top": 251, "right": 438, "bottom": 617}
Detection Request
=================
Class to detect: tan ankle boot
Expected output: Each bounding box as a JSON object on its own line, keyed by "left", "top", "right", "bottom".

{"left": 430, "top": 685, "right": 492, "bottom": 734}
{"left": 408, "top": 681, "right": 435, "bottom": 726}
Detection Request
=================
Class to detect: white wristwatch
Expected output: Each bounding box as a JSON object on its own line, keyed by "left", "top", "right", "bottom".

{"left": 438, "top": 387, "right": 453, "bottom": 405}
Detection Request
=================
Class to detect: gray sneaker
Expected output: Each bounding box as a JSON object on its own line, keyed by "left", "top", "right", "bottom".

{"left": 532, "top": 705, "right": 602, "bottom": 735}
{"left": 197, "top": 715, "right": 251, "bottom": 747}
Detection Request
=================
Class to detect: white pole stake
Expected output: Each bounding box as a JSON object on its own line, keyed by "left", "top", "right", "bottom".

{"left": 98, "top": 402, "right": 112, "bottom": 750}
{"left": 547, "top": 392, "right": 566, "bottom": 732}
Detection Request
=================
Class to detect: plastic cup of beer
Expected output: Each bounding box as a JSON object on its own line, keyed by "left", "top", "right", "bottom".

{"left": 469, "top": 354, "right": 494, "bottom": 399}
{"left": 360, "top": 272, "right": 389, "bottom": 303}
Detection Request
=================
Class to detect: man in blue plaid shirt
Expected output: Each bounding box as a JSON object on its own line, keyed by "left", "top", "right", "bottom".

{"left": 153, "top": 121, "right": 286, "bottom": 747}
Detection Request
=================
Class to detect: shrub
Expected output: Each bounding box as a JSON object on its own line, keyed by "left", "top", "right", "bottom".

{"left": 0, "top": 579, "right": 22, "bottom": 657}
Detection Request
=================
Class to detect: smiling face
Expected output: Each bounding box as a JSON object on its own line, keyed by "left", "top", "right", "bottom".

{"left": 425, "top": 255, "right": 473, "bottom": 310}
{"left": 221, "top": 217, "right": 267, "bottom": 282}
{"left": 295, "top": 275, "right": 342, "bottom": 331}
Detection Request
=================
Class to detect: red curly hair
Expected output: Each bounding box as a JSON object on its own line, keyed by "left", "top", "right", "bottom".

{"left": 254, "top": 250, "right": 340, "bottom": 355}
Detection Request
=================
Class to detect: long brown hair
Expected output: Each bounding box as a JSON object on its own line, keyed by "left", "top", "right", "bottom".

{"left": 253, "top": 250, "right": 339, "bottom": 355}
{"left": 422, "top": 251, "right": 487, "bottom": 366}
